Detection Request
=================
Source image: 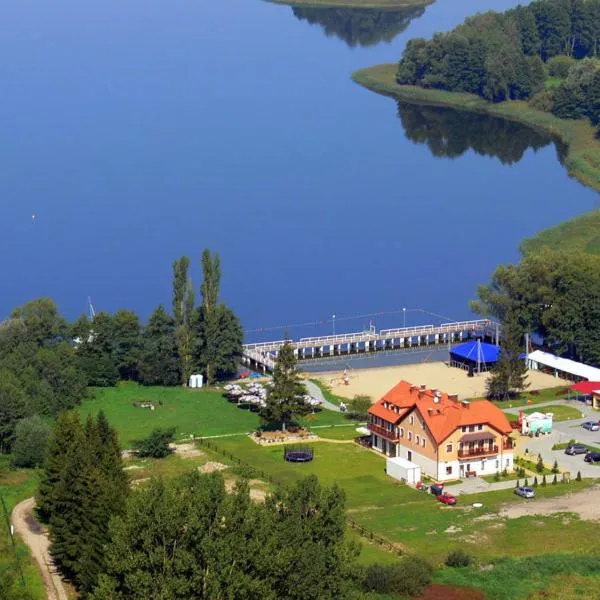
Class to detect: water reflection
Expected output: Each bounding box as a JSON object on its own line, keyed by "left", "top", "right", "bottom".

{"left": 397, "top": 102, "right": 559, "bottom": 165}
{"left": 291, "top": 5, "right": 427, "bottom": 48}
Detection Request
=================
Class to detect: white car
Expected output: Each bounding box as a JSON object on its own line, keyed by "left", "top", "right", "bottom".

{"left": 581, "top": 421, "right": 600, "bottom": 432}
{"left": 514, "top": 486, "right": 535, "bottom": 499}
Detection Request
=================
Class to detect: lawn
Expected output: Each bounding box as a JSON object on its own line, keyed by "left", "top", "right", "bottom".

{"left": 0, "top": 459, "right": 45, "bottom": 600}
{"left": 523, "top": 404, "right": 583, "bottom": 422}
{"left": 207, "top": 436, "right": 598, "bottom": 563}
{"left": 487, "top": 386, "right": 572, "bottom": 410}
{"left": 77, "top": 382, "right": 347, "bottom": 447}
{"left": 312, "top": 424, "right": 364, "bottom": 440}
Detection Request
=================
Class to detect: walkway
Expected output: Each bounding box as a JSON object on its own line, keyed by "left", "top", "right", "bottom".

{"left": 303, "top": 380, "right": 341, "bottom": 412}
{"left": 444, "top": 478, "right": 519, "bottom": 495}
{"left": 12, "top": 497, "right": 68, "bottom": 600}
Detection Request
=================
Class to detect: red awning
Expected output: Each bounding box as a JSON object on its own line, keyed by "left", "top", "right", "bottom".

{"left": 570, "top": 381, "right": 600, "bottom": 394}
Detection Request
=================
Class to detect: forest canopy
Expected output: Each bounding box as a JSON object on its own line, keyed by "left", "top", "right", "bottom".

{"left": 396, "top": 0, "right": 600, "bottom": 124}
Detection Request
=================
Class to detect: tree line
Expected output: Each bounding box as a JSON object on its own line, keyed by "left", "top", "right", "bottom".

{"left": 0, "top": 249, "right": 243, "bottom": 458}
{"left": 397, "top": 0, "right": 600, "bottom": 126}
{"left": 35, "top": 413, "right": 432, "bottom": 599}
{"left": 473, "top": 248, "right": 600, "bottom": 384}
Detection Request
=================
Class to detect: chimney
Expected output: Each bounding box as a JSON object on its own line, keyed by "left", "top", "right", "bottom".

{"left": 461, "top": 400, "right": 470, "bottom": 408}
{"left": 448, "top": 394, "right": 459, "bottom": 402}
{"left": 432, "top": 389, "right": 438, "bottom": 396}
{"left": 420, "top": 384, "right": 427, "bottom": 391}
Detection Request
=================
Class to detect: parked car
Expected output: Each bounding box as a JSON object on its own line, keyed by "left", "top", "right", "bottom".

{"left": 515, "top": 486, "right": 535, "bottom": 499}
{"left": 565, "top": 444, "right": 588, "bottom": 455}
{"left": 581, "top": 421, "right": 600, "bottom": 432}
{"left": 438, "top": 493, "right": 457, "bottom": 506}
{"left": 430, "top": 484, "right": 444, "bottom": 496}
{"left": 584, "top": 452, "right": 600, "bottom": 463}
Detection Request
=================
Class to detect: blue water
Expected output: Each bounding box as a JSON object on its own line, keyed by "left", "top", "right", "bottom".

{"left": 1, "top": 0, "right": 597, "bottom": 343}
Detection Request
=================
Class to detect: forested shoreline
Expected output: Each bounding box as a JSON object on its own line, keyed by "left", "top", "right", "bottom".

{"left": 397, "top": 0, "right": 600, "bottom": 126}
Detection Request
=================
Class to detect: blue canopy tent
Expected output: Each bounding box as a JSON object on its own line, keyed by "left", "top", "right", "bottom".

{"left": 449, "top": 340, "right": 500, "bottom": 374}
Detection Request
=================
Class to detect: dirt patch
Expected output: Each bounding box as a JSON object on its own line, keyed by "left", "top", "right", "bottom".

{"left": 123, "top": 464, "right": 144, "bottom": 471}
{"left": 347, "top": 505, "right": 383, "bottom": 514}
{"left": 224, "top": 478, "right": 268, "bottom": 502}
{"left": 444, "top": 525, "right": 462, "bottom": 534}
{"left": 198, "top": 461, "right": 229, "bottom": 474}
{"left": 420, "top": 584, "right": 485, "bottom": 600}
{"left": 499, "top": 486, "right": 600, "bottom": 521}
{"left": 460, "top": 532, "right": 490, "bottom": 545}
{"left": 170, "top": 443, "right": 205, "bottom": 459}
{"left": 485, "top": 522, "right": 505, "bottom": 531}
{"left": 473, "top": 513, "right": 498, "bottom": 522}
{"left": 131, "top": 477, "right": 150, "bottom": 487}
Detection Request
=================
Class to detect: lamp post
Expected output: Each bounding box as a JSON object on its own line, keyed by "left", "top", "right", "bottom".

{"left": 402, "top": 307, "right": 406, "bottom": 329}
{"left": 332, "top": 314, "right": 336, "bottom": 336}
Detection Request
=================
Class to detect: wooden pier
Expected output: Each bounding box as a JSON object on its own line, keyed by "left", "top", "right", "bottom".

{"left": 243, "top": 319, "right": 499, "bottom": 371}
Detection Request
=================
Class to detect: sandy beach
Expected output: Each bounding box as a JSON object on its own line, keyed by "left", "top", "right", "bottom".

{"left": 314, "top": 361, "right": 562, "bottom": 401}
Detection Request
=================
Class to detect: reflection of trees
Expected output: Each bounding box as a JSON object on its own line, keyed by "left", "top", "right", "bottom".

{"left": 291, "top": 5, "right": 426, "bottom": 48}
{"left": 397, "top": 102, "right": 556, "bottom": 165}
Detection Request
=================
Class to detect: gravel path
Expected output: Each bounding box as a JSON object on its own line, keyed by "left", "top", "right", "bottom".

{"left": 303, "top": 380, "right": 341, "bottom": 412}
{"left": 499, "top": 485, "right": 600, "bottom": 521}
{"left": 11, "top": 497, "right": 68, "bottom": 600}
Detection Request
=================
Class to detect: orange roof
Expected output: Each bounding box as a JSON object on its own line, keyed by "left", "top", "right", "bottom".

{"left": 368, "top": 380, "right": 512, "bottom": 444}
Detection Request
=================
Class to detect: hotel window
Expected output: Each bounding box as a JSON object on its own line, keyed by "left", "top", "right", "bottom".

{"left": 409, "top": 415, "right": 414, "bottom": 425}
{"left": 400, "top": 428, "right": 404, "bottom": 437}
{"left": 478, "top": 425, "right": 483, "bottom": 431}
{"left": 461, "top": 426, "right": 467, "bottom": 433}
{"left": 506, "top": 458, "right": 510, "bottom": 467}
{"left": 408, "top": 432, "right": 412, "bottom": 441}
{"left": 495, "top": 460, "right": 499, "bottom": 469}
{"left": 446, "top": 466, "right": 452, "bottom": 475}
{"left": 422, "top": 438, "right": 426, "bottom": 448}
{"left": 415, "top": 435, "right": 420, "bottom": 445}
{"left": 446, "top": 443, "right": 452, "bottom": 453}
{"left": 469, "top": 425, "right": 475, "bottom": 432}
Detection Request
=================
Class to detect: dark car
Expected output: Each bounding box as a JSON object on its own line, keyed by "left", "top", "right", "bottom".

{"left": 565, "top": 444, "right": 588, "bottom": 455}
{"left": 438, "top": 493, "right": 457, "bottom": 506}
{"left": 430, "top": 484, "right": 444, "bottom": 496}
{"left": 584, "top": 452, "right": 600, "bottom": 463}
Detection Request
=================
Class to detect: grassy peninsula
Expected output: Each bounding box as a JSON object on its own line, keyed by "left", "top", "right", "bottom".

{"left": 268, "top": 0, "right": 432, "bottom": 9}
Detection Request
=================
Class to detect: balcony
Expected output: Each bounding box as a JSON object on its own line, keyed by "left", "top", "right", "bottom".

{"left": 503, "top": 439, "right": 515, "bottom": 450}
{"left": 458, "top": 445, "right": 499, "bottom": 458}
{"left": 368, "top": 423, "right": 400, "bottom": 442}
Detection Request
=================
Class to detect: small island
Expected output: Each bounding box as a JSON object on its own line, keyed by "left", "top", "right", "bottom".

{"left": 269, "top": 0, "right": 432, "bottom": 10}
{"left": 353, "top": 0, "right": 600, "bottom": 251}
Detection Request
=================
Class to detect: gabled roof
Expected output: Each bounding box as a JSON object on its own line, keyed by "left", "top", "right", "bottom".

{"left": 369, "top": 380, "right": 512, "bottom": 445}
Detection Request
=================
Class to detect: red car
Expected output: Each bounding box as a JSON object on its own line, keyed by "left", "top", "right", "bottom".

{"left": 438, "top": 493, "right": 457, "bottom": 506}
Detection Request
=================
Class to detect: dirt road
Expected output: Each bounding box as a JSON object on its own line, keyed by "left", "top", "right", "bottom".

{"left": 500, "top": 486, "right": 600, "bottom": 521}
{"left": 11, "top": 497, "right": 68, "bottom": 600}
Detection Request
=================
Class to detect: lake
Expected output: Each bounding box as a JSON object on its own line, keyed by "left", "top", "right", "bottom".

{"left": 1, "top": 0, "right": 597, "bottom": 344}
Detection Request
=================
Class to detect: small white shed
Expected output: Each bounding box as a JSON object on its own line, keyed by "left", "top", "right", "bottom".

{"left": 189, "top": 374, "right": 204, "bottom": 388}
{"left": 386, "top": 456, "right": 421, "bottom": 484}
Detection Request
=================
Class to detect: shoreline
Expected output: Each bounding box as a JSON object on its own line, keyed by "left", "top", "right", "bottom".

{"left": 267, "top": 0, "right": 433, "bottom": 10}
{"left": 352, "top": 64, "right": 600, "bottom": 252}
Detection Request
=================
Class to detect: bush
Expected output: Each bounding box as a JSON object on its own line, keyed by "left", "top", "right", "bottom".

{"left": 445, "top": 549, "right": 473, "bottom": 568}
{"left": 133, "top": 427, "right": 176, "bottom": 458}
{"left": 346, "top": 395, "right": 372, "bottom": 420}
{"left": 533, "top": 476, "right": 538, "bottom": 487}
{"left": 536, "top": 454, "right": 544, "bottom": 473}
{"left": 547, "top": 55, "right": 576, "bottom": 79}
{"left": 363, "top": 557, "right": 433, "bottom": 597}
{"left": 552, "top": 460, "right": 559, "bottom": 474}
{"left": 528, "top": 90, "right": 553, "bottom": 112}
{"left": 10, "top": 415, "right": 51, "bottom": 468}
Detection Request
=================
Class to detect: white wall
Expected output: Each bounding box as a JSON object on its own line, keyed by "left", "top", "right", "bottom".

{"left": 396, "top": 446, "right": 438, "bottom": 480}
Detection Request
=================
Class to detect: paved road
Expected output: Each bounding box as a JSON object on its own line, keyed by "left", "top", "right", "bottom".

{"left": 444, "top": 478, "right": 519, "bottom": 495}
{"left": 304, "top": 380, "right": 341, "bottom": 412}
{"left": 12, "top": 497, "right": 68, "bottom": 600}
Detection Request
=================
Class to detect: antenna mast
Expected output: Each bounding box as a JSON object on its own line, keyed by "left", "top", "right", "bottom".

{"left": 88, "top": 297, "right": 96, "bottom": 321}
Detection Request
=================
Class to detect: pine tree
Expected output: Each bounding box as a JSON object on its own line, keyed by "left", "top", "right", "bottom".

{"left": 536, "top": 453, "right": 544, "bottom": 473}
{"left": 260, "top": 339, "right": 310, "bottom": 432}
{"left": 552, "top": 459, "right": 559, "bottom": 474}
{"left": 533, "top": 476, "right": 538, "bottom": 487}
{"left": 541, "top": 475, "right": 547, "bottom": 487}
{"left": 37, "top": 412, "right": 84, "bottom": 522}
{"left": 552, "top": 474, "right": 557, "bottom": 485}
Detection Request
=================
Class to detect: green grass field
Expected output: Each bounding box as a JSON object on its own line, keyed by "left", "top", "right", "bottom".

{"left": 0, "top": 460, "right": 45, "bottom": 600}
{"left": 77, "top": 382, "right": 348, "bottom": 447}
{"left": 208, "top": 436, "right": 598, "bottom": 564}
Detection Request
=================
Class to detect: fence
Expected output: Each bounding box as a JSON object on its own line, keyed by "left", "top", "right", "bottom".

{"left": 196, "top": 437, "right": 404, "bottom": 556}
